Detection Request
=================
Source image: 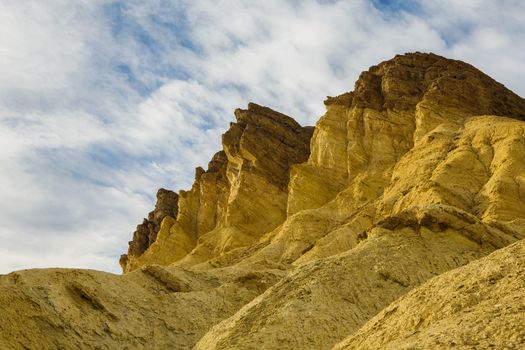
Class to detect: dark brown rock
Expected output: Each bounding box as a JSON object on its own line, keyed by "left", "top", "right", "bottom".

{"left": 224, "top": 103, "right": 314, "bottom": 190}
{"left": 351, "top": 52, "right": 525, "bottom": 118}
{"left": 120, "top": 188, "right": 178, "bottom": 269}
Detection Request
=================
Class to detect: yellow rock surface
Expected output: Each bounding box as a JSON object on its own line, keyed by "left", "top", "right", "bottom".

{"left": 0, "top": 264, "right": 285, "bottom": 349}
{"left": 122, "top": 104, "right": 313, "bottom": 271}
{"left": 333, "top": 238, "right": 525, "bottom": 349}
{"left": 195, "top": 225, "right": 495, "bottom": 350}
{"left": 2, "top": 53, "right": 525, "bottom": 349}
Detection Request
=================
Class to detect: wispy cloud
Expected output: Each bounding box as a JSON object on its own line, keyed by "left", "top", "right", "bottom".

{"left": 1, "top": 0, "right": 524, "bottom": 274}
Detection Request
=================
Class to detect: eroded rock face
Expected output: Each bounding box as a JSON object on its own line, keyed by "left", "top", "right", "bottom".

{"left": 119, "top": 188, "right": 178, "bottom": 269}
{"left": 2, "top": 53, "right": 525, "bottom": 350}
{"left": 121, "top": 103, "right": 313, "bottom": 272}
{"left": 226, "top": 103, "right": 314, "bottom": 190}
{"left": 288, "top": 52, "right": 525, "bottom": 217}
{"left": 332, "top": 239, "right": 525, "bottom": 350}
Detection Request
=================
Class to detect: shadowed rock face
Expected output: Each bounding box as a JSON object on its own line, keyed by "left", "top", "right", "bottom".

{"left": 226, "top": 103, "right": 314, "bottom": 190}
{"left": 119, "top": 188, "right": 178, "bottom": 269}
{"left": 2, "top": 52, "right": 525, "bottom": 350}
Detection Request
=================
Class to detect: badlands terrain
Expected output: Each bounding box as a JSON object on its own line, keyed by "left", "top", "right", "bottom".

{"left": 1, "top": 52, "right": 525, "bottom": 349}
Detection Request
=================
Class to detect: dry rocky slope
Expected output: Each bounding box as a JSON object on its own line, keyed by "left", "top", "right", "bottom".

{"left": 2, "top": 52, "right": 525, "bottom": 349}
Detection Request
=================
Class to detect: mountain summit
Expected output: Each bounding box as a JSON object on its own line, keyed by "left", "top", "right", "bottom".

{"left": 2, "top": 52, "right": 525, "bottom": 349}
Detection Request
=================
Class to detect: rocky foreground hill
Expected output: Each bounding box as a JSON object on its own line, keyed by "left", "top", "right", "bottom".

{"left": 2, "top": 52, "right": 525, "bottom": 349}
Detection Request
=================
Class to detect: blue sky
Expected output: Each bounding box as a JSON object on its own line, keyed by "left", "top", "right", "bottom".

{"left": 1, "top": 0, "right": 525, "bottom": 274}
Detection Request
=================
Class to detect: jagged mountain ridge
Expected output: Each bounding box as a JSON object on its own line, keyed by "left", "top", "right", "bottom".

{"left": 1, "top": 52, "right": 525, "bottom": 349}
{"left": 120, "top": 103, "right": 314, "bottom": 272}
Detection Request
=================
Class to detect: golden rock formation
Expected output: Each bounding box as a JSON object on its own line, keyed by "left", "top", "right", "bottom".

{"left": 2, "top": 52, "right": 525, "bottom": 350}
{"left": 121, "top": 103, "right": 314, "bottom": 272}
{"left": 333, "top": 238, "right": 525, "bottom": 349}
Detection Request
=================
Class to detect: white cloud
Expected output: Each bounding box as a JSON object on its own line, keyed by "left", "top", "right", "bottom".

{"left": 0, "top": 0, "right": 524, "bottom": 274}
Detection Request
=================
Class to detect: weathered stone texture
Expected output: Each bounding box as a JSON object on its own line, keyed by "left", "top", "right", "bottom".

{"left": 2, "top": 53, "right": 525, "bottom": 350}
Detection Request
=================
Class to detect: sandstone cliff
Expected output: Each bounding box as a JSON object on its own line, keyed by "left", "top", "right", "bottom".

{"left": 121, "top": 188, "right": 179, "bottom": 265}
{"left": 2, "top": 52, "right": 525, "bottom": 350}
{"left": 120, "top": 103, "right": 314, "bottom": 273}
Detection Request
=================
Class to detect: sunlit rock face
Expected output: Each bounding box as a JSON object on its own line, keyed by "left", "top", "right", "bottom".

{"left": 2, "top": 53, "right": 525, "bottom": 350}
{"left": 119, "top": 188, "right": 179, "bottom": 268}
{"left": 120, "top": 102, "right": 314, "bottom": 273}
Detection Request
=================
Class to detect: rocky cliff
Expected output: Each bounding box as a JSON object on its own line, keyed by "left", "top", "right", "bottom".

{"left": 120, "top": 103, "right": 314, "bottom": 272}
{"left": 2, "top": 52, "right": 525, "bottom": 349}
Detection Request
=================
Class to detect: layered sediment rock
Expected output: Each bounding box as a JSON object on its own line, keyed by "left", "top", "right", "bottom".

{"left": 120, "top": 188, "right": 178, "bottom": 268}
{"left": 2, "top": 52, "right": 525, "bottom": 350}
{"left": 120, "top": 103, "right": 313, "bottom": 272}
